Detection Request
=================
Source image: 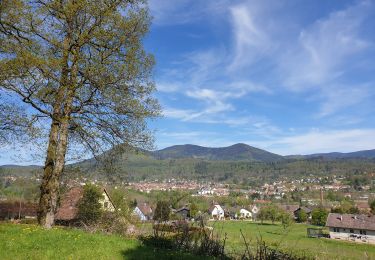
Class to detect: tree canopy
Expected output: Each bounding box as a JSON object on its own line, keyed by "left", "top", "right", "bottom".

{"left": 0, "top": 0, "right": 159, "bottom": 227}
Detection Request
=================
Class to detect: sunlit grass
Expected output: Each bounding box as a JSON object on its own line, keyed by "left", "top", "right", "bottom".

{"left": 208, "top": 221, "right": 375, "bottom": 260}
{"left": 0, "top": 223, "right": 206, "bottom": 260}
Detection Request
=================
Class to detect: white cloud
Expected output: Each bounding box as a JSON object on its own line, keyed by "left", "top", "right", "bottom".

{"left": 283, "top": 1, "right": 372, "bottom": 90}
{"left": 260, "top": 128, "right": 375, "bottom": 155}
{"left": 317, "top": 84, "right": 372, "bottom": 117}
{"left": 229, "top": 3, "right": 272, "bottom": 69}
{"left": 148, "top": 0, "right": 228, "bottom": 26}
{"left": 156, "top": 82, "right": 181, "bottom": 93}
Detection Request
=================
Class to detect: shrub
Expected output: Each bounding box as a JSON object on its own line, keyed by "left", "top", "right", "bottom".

{"left": 295, "top": 210, "right": 307, "bottom": 223}
{"left": 280, "top": 212, "right": 294, "bottom": 229}
{"left": 311, "top": 207, "right": 328, "bottom": 226}
{"left": 153, "top": 200, "right": 170, "bottom": 222}
{"left": 77, "top": 184, "right": 103, "bottom": 225}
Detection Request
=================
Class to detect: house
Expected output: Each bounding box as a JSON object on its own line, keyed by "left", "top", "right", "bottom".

{"left": 173, "top": 206, "right": 190, "bottom": 220}
{"left": 55, "top": 186, "right": 115, "bottom": 224}
{"left": 279, "top": 204, "right": 299, "bottom": 215}
{"left": 239, "top": 208, "right": 252, "bottom": 219}
{"left": 133, "top": 203, "right": 153, "bottom": 221}
{"left": 198, "top": 187, "right": 214, "bottom": 195}
{"left": 293, "top": 206, "right": 312, "bottom": 219}
{"left": 250, "top": 205, "right": 259, "bottom": 215}
{"left": 209, "top": 204, "right": 225, "bottom": 220}
{"left": 326, "top": 213, "right": 375, "bottom": 244}
{"left": 0, "top": 201, "right": 37, "bottom": 220}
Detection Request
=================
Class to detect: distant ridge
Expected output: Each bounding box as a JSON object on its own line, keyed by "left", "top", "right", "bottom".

{"left": 301, "top": 149, "right": 375, "bottom": 160}
{"left": 152, "top": 143, "right": 284, "bottom": 162}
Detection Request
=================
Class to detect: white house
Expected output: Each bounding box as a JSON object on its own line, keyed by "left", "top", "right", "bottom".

{"left": 198, "top": 187, "right": 214, "bottom": 196}
{"left": 209, "top": 204, "right": 225, "bottom": 220}
{"left": 239, "top": 208, "right": 252, "bottom": 219}
{"left": 99, "top": 188, "right": 116, "bottom": 212}
{"left": 326, "top": 213, "right": 375, "bottom": 244}
{"left": 250, "top": 205, "right": 259, "bottom": 215}
{"left": 133, "top": 203, "right": 153, "bottom": 221}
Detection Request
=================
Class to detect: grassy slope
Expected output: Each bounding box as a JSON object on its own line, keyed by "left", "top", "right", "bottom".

{"left": 210, "top": 221, "right": 375, "bottom": 260}
{"left": 0, "top": 223, "right": 205, "bottom": 260}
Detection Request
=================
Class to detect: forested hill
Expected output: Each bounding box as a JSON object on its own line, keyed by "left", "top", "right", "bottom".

{"left": 2, "top": 145, "right": 375, "bottom": 184}
{"left": 151, "top": 143, "right": 284, "bottom": 162}
{"left": 301, "top": 149, "right": 375, "bottom": 159}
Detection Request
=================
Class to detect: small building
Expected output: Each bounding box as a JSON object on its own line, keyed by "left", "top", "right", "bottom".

{"left": 55, "top": 186, "right": 115, "bottom": 224}
{"left": 209, "top": 204, "right": 225, "bottom": 220}
{"left": 239, "top": 208, "right": 252, "bottom": 219}
{"left": 174, "top": 206, "right": 190, "bottom": 220}
{"left": 0, "top": 201, "right": 37, "bottom": 220}
{"left": 279, "top": 204, "right": 299, "bottom": 216}
{"left": 250, "top": 205, "right": 259, "bottom": 214}
{"left": 294, "top": 206, "right": 312, "bottom": 219}
{"left": 326, "top": 213, "right": 375, "bottom": 244}
{"left": 133, "top": 203, "right": 153, "bottom": 221}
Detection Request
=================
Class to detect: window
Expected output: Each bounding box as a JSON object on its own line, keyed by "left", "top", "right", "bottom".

{"left": 350, "top": 229, "right": 354, "bottom": 233}
{"left": 360, "top": 230, "right": 367, "bottom": 235}
{"left": 104, "top": 202, "right": 108, "bottom": 208}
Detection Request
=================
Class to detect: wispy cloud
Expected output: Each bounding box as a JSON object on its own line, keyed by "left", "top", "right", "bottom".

{"left": 317, "top": 84, "right": 373, "bottom": 117}
{"left": 148, "top": 0, "right": 228, "bottom": 26}
{"left": 282, "top": 1, "right": 372, "bottom": 90}
{"left": 229, "top": 3, "right": 273, "bottom": 70}
{"left": 268, "top": 128, "right": 375, "bottom": 155}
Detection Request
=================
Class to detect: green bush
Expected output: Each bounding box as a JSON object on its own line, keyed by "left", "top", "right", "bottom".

{"left": 77, "top": 184, "right": 103, "bottom": 225}
{"left": 311, "top": 207, "right": 328, "bottom": 226}
{"left": 295, "top": 210, "right": 307, "bottom": 223}
{"left": 154, "top": 201, "right": 170, "bottom": 222}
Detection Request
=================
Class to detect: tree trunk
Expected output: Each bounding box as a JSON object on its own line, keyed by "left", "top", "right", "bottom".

{"left": 38, "top": 116, "right": 70, "bottom": 228}
{"left": 38, "top": 117, "right": 60, "bottom": 228}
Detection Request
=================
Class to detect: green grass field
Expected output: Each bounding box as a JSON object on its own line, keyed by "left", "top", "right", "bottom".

{"left": 209, "top": 221, "right": 375, "bottom": 260}
{"left": 0, "top": 223, "right": 205, "bottom": 260}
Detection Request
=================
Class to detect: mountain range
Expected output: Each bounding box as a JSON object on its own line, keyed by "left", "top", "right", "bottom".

{"left": 2, "top": 144, "right": 375, "bottom": 168}
{"left": 148, "top": 143, "right": 375, "bottom": 162}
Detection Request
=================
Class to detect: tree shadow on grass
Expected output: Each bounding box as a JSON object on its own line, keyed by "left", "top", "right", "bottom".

{"left": 121, "top": 244, "right": 207, "bottom": 260}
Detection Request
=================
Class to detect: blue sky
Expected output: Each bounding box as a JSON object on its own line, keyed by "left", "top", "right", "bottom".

{"left": 146, "top": 0, "right": 375, "bottom": 155}
{"left": 1, "top": 0, "right": 375, "bottom": 165}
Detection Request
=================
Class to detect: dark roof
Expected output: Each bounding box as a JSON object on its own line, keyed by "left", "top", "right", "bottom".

{"left": 0, "top": 201, "right": 37, "bottom": 218}
{"left": 55, "top": 187, "right": 84, "bottom": 221}
{"left": 294, "top": 206, "right": 312, "bottom": 214}
{"left": 279, "top": 204, "right": 299, "bottom": 213}
{"left": 175, "top": 206, "right": 190, "bottom": 213}
{"left": 326, "top": 213, "right": 375, "bottom": 231}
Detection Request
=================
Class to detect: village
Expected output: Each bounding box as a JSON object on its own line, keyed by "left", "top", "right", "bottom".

{"left": 1, "top": 172, "right": 375, "bottom": 246}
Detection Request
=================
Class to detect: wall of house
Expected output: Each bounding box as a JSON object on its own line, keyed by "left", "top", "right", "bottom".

{"left": 329, "top": 227, "right": 375, "bottom": 244}
{"left": 133, "top": 207, "right": 147, "bottom": 221}
{"left": 211, "top": 207, "right": 224, "bottom": 220}
{"left": 99, "top": 192, "right": 115, "bottom": 212}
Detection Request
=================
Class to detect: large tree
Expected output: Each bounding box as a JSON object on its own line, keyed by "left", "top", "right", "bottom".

{"left": 0, "top": 0, "right": 159, "bottom": 228}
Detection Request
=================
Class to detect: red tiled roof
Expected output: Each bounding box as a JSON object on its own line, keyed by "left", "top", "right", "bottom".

{"left": 137, "top": 203, "right": 152, "bottom": 216}
{"left": 55, "top": 187, "right": 84, "bottom": 221}
{"left": 326, "top": 213, "right": 375, "bottom": 231}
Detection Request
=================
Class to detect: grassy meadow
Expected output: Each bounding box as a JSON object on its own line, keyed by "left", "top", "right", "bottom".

{"left": 0, "top": 223, "right": 206, "bottom": 260}
{"left": 208, "top": 221, "right": 375, "bottom": 260}
{"left": 1, "top": 221, "right": 374, "bottom": 260}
